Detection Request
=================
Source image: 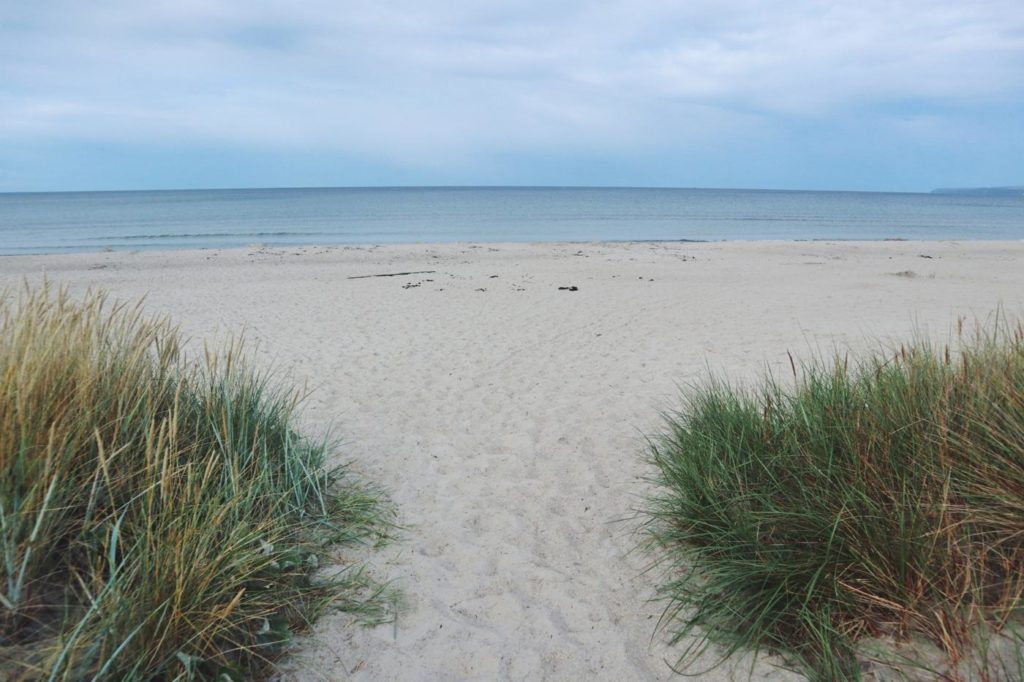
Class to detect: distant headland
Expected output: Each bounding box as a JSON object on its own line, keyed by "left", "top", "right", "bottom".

{"left": 931, "top": 186, "right": 1024, "bottom": 197}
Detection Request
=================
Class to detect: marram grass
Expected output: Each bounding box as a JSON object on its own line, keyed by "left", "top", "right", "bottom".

{"left": 0, "top": 284, "right": 395, "bottom": 680}
{"left": 643, "top": 319, "right": 1024, "bottom": 681}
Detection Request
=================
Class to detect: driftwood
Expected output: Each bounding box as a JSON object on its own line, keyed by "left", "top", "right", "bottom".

{"left": 347, "top": 270, "right": 437, "bottom": 280}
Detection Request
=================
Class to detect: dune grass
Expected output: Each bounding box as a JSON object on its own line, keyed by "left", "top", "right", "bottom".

{"left": 0, "top": 284, "right": 395, "bottom": 680}
{"left": 643, "top": 319, "right": 1024, "bottom": 680}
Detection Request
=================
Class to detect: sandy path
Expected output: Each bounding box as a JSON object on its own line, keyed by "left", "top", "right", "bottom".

{"left": 3, "top": 241, "right": 1023, "bottom": 680}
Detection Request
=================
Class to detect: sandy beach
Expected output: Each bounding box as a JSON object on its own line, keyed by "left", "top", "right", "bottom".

{"left": 3, "top": 240, "right": 1023, "bottom": 681}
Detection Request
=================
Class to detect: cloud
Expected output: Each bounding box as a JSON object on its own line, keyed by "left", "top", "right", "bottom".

{"left": 0, "top": 0, "right": 1021, "bottom": 189}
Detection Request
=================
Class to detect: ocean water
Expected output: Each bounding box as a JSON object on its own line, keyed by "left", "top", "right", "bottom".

{"left": 0, "top": 187, "right": 1022, "bottom": 255}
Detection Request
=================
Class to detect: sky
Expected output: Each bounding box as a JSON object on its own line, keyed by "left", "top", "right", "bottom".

{"left": 1, "top": 0, "right": 1022, "bottom": 193}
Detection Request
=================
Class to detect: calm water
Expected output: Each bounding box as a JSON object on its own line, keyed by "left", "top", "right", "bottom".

{"left": 1, "top": 187, "right": 1022, "bottom": 254}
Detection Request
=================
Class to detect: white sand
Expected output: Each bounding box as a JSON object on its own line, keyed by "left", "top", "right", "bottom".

{"left": 3, "top": 241, "right": 1023, "bottom": 680}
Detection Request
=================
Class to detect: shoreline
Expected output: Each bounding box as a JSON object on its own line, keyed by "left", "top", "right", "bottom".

{"left": 2, "top": 236, "right": 1022, "bottom": 260}
{"left": 3, "top": 241, "right": 1024, "bottom": 680}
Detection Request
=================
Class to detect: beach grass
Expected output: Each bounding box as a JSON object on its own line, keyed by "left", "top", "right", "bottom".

{"left": 643, "top": 319, "right": 1024, "bottom": 680}
{"left": 0, "top": 284, "right": 395, "bottom": 680}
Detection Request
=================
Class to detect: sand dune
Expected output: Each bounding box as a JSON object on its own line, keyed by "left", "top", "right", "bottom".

{"left": 4, "top": 240, "right": 1023, "bottom": 680}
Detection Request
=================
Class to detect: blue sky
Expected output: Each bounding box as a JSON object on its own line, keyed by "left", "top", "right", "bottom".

{"left": 1, "top": 0, "right": 1022, "bottom": 192}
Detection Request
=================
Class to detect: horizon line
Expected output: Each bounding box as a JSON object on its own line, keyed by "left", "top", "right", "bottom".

{"left": 0, "top": 183, "right": 967, "bottom": 197}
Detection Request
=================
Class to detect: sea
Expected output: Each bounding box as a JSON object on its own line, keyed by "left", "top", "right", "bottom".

{"left": 1, "top": 186, "right": 1022, "bottom": 255}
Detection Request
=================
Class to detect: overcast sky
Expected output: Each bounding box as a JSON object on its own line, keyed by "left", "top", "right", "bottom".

{"left": 2, "top": 0, "right": 1022, "bottom": 192}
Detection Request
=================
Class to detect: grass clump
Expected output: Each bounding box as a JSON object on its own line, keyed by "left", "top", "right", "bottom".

{"left": 0, "top": 284, "right": 395, "bottom": 680}
{"left": 643, "top": 320, "right": 1024, "bottom": 680}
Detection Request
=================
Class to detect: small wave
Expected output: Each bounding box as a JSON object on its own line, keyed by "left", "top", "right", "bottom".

{"left": 85, "top": 231, "right": 333, "bottom": 241}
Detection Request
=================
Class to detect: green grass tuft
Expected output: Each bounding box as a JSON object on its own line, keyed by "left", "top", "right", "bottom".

{"left": 642, "top": 319, "right": 1024, "bottom": 680}
{"left": 0, "top": 283, "right": 396, "bottom": 680}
